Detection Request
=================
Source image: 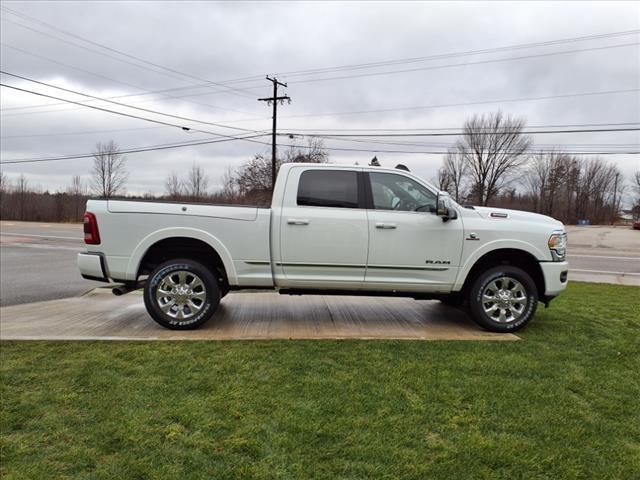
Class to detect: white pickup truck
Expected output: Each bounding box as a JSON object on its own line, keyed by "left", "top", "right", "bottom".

{"left": 78, "top": 163, "right": 568, "bottom": 332}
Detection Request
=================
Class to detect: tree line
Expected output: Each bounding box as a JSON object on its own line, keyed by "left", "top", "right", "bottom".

{"left": 1, "top": 113, "right": 638, "bottom": 223}
{"left": 435, "top": 112, "right": 638, "bottom": 224}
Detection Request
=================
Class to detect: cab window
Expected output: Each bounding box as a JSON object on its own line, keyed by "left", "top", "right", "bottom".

{"left": 297, "top": 170, "right": 359, "bottom": 208}
{"left": 369, "top": 172, "right": 436, "bottom": 212}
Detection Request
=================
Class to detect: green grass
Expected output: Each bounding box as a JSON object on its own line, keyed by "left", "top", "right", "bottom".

{"left": 1, "top": 282, "right": 639, "bottom": 480}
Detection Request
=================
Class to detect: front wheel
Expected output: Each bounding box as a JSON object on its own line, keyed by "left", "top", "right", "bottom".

{"left": 144, "top": 258, "right": 220, "bottom": 330}
{"left": 467, "top": 266, "right": 538, "bottom": 333}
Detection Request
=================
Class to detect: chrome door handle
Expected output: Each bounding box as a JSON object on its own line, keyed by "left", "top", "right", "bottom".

{"left": 287, "top": 219, "right": 309, "bottom": 225}
{"left": 375, "top": 222, "right": 397, "bottom": 229}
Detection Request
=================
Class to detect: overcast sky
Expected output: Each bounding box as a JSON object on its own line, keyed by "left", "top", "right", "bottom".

{"left": 1, "top": 1, "right": 638, "bottom": 198}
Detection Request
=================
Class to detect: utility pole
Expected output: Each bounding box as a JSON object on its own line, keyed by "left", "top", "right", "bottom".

{"left": 258, "top": 76, "right": 291, "bottom": 191}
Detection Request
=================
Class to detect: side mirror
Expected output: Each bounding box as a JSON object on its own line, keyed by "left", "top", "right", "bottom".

{"left": 436, "top": 192, "right": 458, "bottom": 222}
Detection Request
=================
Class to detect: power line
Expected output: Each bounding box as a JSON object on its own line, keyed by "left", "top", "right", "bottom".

{"left": 281, "top": 121, "right": 640, "bottom": 132}
{"left": 0, "top": 43, "right": 262, "bottom": 116}
{"left": 285, "top": 127, "right": 640, "bottom": 140}
{"left": 0, "top": 5, "right": 257, "bottom": 99}
{"left": 2, "top": 124, "right": 172, "bottom": 139}
{"left": 2, "top": 135, "right": 635, "bottom": 165}
{"left": 199, "top": 29, "right": 640, "bottom": 85}
{"left": 0, "top": 83, "right": 193, "bottom": 130}
{"left": 289, "top": 135, "right": 640, "bottom": 150}
{"left": 0, "top": 71, "right": 259, "bottom": 133}
{"left": 0, "top": 81, "right": 262, "bottom": 113}
{"left": 5, "top": 121, "right": 637, "bottom": 140}
{"left": 276, "top": 88, "right": 640, "bottom": 120}
{"left": 0, "top": 82, "right": 275, "bottom": 155}
{"left": 0, "top": 133, "right": 269, "bottom": 164}
{"left": 281, "top": 141, "right": 639, "bottom": 156}
{"left": 269, "top": 30, "right": 640, "bottom": 80}
{"left": 287, "top": 42, "right": 639, "bottom": 84}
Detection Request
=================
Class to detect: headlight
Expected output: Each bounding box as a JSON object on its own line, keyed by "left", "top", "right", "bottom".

{"left": 548, "top": 231, "right": 567, "bottom": 261}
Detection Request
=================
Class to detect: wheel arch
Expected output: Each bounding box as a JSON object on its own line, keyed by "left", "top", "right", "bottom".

{"left": 128, "top": 228, "right": 236, "bottom": 286}
{"left": 458, "top": 248, "right": 545, "bottom": 300}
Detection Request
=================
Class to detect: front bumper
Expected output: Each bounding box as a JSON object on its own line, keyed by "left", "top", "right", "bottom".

{"left": 77, "top": 253, "right": 109, "bottom": 282}
{"left": 540, "top": 261, "right": 569, "bottom": 297}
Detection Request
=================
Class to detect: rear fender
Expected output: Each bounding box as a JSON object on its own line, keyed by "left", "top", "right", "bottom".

{"left": 126, "top": 227, "right": 237, "bottom": 283}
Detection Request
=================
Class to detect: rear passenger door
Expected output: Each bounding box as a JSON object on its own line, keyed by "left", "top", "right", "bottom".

{"left": 277, "top": 168, "right": 368, "bottom": 288}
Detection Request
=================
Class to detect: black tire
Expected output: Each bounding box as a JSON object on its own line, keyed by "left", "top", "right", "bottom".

{"left": 439, "top": 293, "right": 464, "bottom": 307}
{"left": 144, "top": 258, "right": 220, "bottom": 330}
{"left": 467, "top": 265, "right": 538, "bottom": 333}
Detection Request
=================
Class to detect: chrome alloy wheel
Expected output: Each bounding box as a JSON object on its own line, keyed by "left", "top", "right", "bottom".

{"left": 481, "top": 276, "right": 528, "bottom": 323}
{"left": 155, "top": 270, "right": 207, "bottom": 320}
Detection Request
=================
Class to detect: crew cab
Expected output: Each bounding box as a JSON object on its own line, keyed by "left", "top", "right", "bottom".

{"left": 78, "top": 163, "right": 569, "bottom": 332}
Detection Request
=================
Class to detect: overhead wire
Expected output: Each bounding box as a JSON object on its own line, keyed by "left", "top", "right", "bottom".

{"left": 267, "top": 30, "right": 640, "bottom": 80}
{"left": 0, "top": 133, "right": 269, "bottom": 164}
{"left": 0, "top": 43, "right": 263, "bottom": 116}
{"left": 0, "top": 5, "right": 258, "bottom": 99}
{"left": 2, "top": 136, "right": 636, "bottom": 165}
{"left": 0, "top": 83, "right": 273, "bottom": 154}
{"left": 191, "top": 29, "right": 640, "bottom": 85}
{"left": 5, "top": 121, "right": 638, "bottom": 140}
{"left": 281, "top": 127, "right": 640, "bottom": 138}
{"left": 285, "top": 42, "right": 640, "bottom": 84}
{"left": 0, "top": 70, "right": 255, "bottom": 132}
{"left": 275, "top": 88, "right": 640, "bottom": 120}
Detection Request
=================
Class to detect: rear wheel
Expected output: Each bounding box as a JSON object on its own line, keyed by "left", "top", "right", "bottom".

{"left": 467, "top": 265, "right": 538, "bottom": 332}
{"left": 144, "top": 258, "right": 220, "bottom": 330}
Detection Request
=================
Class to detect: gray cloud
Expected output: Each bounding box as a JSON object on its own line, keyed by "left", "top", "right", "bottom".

{"left": 1, "top": 0, "right": 639, "bottom": 196}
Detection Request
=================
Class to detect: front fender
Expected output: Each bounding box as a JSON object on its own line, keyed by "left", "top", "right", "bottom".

{"left": 126, "top": 227, "right": 237, "bottom": 284}
{"left": 453, "top": 239, "right": 547, "bottom": 291}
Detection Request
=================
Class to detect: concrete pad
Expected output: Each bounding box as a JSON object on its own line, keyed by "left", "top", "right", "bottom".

{"left": 0, "top": 288, "right": 518, "bottom": 341}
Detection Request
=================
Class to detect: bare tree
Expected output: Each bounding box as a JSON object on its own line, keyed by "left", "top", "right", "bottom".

{"left": 632, "top": 171, "right": 640, "bottom": 220}
{"left": 525, "top": 151, "right": 574, "bottom": 217}
{"left": 453, "top": 112, "right": 531, "bottom": 206}
{"left": 440, "top": 151, "right": 468, "bottom": 202}
{"left": 0, "top": 171, "right": 7, "bottom": 192}
{"left": 90, "top": 141, "right": 128, "bottom": 198}
{"left": 67, "top": 175, "right": 86, "bottom": 220}
{"left": 0, "top": 171, "right": 8, "bottom": 198}
{"left": 16, "top": 174, "right": 28, "bottom": 221}
{"left": 574, "top": 157, "right": 620, "bottom": 224}
{"left": 436, "top": 166, "right": 452, "bottom": 192}
{"left": 165, "top": 171, "right": 183, "bottom": 201}
{"left": 185, "top": 163, "right": 209, "bottom": 200}
{"left": 225, "top": 138, "right": 330, "bottom": 205}
{"left": 284, "top": 137, "right": 329, "bottom": 164}
{"left": 217, "top": 166, "right": 240, "bottom": 203}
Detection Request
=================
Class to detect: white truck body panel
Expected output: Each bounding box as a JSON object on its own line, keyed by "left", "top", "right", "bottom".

{"left": 79, "top": 163, "right": 568, "bottom": 299}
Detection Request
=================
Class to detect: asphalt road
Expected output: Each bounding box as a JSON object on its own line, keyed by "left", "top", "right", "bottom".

{"left": 1, "top": 221, "right": 638, "bottom": 307}
{"left": 0, "top": 222, "right": 104, "bottom": 306}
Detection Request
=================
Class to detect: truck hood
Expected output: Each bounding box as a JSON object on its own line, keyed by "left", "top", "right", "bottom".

{"left": 470, "top": 206, "right": 563, "bottom": 228}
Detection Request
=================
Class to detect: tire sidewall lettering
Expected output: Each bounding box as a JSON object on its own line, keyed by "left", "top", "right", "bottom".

{"left": 471, "top": 267, "right": 538, "bottom": 332}
{"left": 147, "top": 261, "right": 216, "bottom": 328}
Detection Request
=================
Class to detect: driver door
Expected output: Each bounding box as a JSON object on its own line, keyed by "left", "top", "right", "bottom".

{"left": 364, "top": 171, "right": 463, "bottom": 291}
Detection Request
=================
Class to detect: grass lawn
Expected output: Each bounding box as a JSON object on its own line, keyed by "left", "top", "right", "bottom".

{"left": 1, "top": 282, "right": 639, "bottom": 479}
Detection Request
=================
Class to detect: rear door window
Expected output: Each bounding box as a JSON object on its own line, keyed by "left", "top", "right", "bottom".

{"left": 297, "top": 170, "right": 359, "bottom": 208}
